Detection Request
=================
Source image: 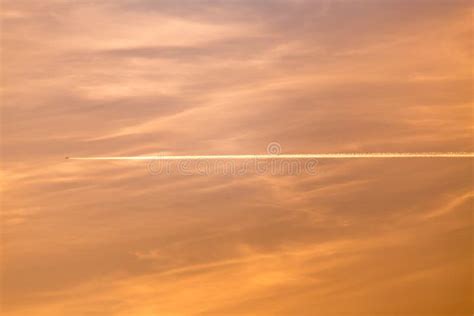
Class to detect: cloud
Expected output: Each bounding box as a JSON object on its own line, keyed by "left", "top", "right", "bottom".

{"left": 1, "top": 0, "right": 472, "bottom": 315}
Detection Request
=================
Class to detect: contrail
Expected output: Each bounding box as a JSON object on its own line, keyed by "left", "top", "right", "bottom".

{"left": 66, "top": 152, "right": 474, "bottom": 160}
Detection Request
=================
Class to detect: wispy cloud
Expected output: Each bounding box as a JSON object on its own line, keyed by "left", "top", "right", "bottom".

{"left": 1, "top": 0, "right": 472, "bottom": 315}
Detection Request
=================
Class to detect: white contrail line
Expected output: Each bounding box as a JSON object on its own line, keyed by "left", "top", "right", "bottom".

{"left": 66, "top": 152, "right": 474, "bottom": 160}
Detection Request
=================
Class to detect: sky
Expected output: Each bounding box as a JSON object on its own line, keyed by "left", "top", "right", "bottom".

{"left": 1, "top": 0, "right": 473, "bottom": 315}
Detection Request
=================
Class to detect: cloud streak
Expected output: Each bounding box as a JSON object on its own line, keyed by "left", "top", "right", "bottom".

{"left": 1, "top": 0, "right": 472, "bottom": 315}
{"left": 67, "top": 152, "right": 474, "bottom": 160}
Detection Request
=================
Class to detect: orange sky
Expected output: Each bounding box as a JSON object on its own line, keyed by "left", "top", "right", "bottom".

{"left": 1, "top": 1, "right": 473, "bottom": 315}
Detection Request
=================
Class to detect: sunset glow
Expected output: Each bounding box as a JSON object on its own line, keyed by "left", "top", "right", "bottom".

{"left": 1, "top": 1, "right": 472, "bottom": 315}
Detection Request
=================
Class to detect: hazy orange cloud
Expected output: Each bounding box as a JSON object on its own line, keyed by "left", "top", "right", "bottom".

{"left": 1, "top": 0, "right": 472, "bottom": 315}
